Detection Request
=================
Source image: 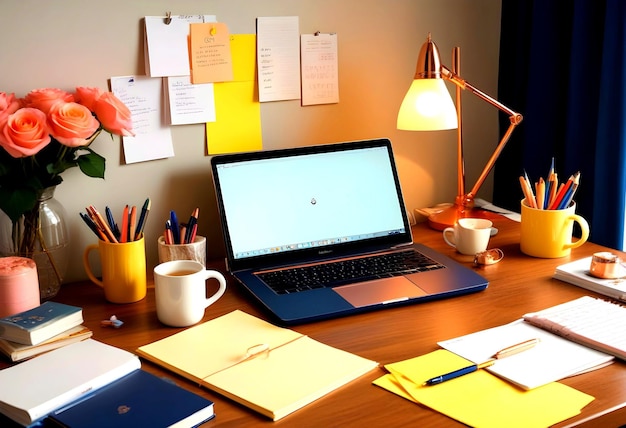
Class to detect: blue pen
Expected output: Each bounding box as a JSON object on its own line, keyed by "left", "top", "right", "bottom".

{"left": 105, "top": 206, "right": 120, "bottom": 240}
{"left": 134, "top": 198, "right": 151, "bottom": 240}
{"left": 544, "top": 157, "right": 555, "bottom": 209}
{"left": 423, "top": 360, "right": 495, "bottom": 386}
{"left": 169, "top": 210, "right": 180, "bottom": 244}
{"left": 557, "top": 171, "right": 580, "bottom": 210}
{"left": 423, "top": 338, "right": 539, "bottom": 386}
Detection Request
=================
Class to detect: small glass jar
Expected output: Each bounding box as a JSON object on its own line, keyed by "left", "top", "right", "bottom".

{"left": 0, "top": 186, "right": 69, "bottom": 300}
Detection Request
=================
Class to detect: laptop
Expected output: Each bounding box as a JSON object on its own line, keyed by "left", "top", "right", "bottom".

{"left": 211, "top": 138, "right": 488, "bottom": 324}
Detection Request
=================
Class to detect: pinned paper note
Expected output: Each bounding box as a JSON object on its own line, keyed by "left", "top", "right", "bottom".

{"left": 164, "top": 76, "right": 216, "bottom": 125}
{"left": 257, "top": 16, "right": 301, "bottom": 102}
{"left": 144, "top": 14, "right": 216, "bottom": 77}
{"left": 110, "top": 76, "right": 174, "bottom": 164}
{"left": 190, "top": 22, "right": 234, "bottom": 84}
{"left": 301, "top": 33, "right": 339, "bottom": 105}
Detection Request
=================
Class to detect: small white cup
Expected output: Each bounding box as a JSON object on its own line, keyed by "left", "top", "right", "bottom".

{"left": 153, "top": 260, "right": 227, "bottom": 327}
{"left": 443, "top": 218, "right": 493, "bottom": 255}
{"left": 157, "top": 235, "right": 207, "bottom": 267}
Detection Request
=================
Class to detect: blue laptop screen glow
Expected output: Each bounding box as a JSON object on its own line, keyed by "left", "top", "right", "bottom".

{"left": 215, "top": 145, "right": 407, "bottom": 260}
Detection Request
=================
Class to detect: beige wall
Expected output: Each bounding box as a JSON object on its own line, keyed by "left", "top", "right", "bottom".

{"left": 0, "top": 0, "right": 502, "bottom": 282}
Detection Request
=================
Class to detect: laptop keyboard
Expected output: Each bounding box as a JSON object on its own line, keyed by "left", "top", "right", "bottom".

{"left": 257, "top": 249, "right": 444, "bottom": 294}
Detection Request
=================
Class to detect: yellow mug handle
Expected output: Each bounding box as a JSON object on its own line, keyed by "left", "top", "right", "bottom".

{"left": 564, "top": 214, "right": 590, "bottom": 250}
{"left": 83, "top": 244, "right": 103, "bottom": 288}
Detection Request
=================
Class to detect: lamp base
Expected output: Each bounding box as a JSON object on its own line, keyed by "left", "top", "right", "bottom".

{"left": 426, "top": 203, "right": 492, "bottom": 231}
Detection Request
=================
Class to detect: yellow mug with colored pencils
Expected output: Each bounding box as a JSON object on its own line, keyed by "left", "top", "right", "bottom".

{"left": 83, "top": 237, "right": 147, "bottom": 303}
{"left": 520, "top": 199, "right": 589, "bottom": 258}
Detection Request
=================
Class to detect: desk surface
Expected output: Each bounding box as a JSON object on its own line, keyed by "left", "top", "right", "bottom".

{"left": 6, "top": 217, "right": 626, "bottom": 427}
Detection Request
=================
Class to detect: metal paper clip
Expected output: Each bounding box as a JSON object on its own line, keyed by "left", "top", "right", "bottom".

{"left": 474, "top": 248, "right": 504, "bottom": 266}
{"left": 240, "top": 343, "right": 270, "bottom": 362}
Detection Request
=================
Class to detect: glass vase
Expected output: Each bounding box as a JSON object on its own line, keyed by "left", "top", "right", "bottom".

{"left": 0, "top": 186, "right": 70, "bottom": 300}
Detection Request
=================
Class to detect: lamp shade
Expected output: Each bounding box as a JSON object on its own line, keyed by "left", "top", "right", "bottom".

{"left": 397, "top": 78, "right": 458, "bottom": 130}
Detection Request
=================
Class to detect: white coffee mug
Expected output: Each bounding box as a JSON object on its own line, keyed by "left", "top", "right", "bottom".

{"left": 153, "top": 260, "right": 227, "bottom": 327}
{"left": 443, "top": 218, "right": 493, "bottom": 255}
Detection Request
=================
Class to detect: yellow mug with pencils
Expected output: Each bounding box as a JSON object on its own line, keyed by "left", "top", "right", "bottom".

{"left": 520, "top": 199, "right": 589, "bottom": 258}
{"left": 83, "top": 237, "right": 147, "bottom": 303}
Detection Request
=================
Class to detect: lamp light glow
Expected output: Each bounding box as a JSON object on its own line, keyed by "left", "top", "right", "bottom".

{"left": 398, "top": 33, "right": 523, "bottom": 230}
{"left": 397, "top": 79, "right": 458, "bottom": 130}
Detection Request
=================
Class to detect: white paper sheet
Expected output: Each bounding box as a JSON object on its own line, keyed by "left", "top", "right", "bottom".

{"left": 257, "top": 16, "right": 301, "bottom": 102}
{"left": 438, "top": 319, "right": 613, "bottom": 390}
{"left": 110, "top": 76, "right": 174, "bottom": 164}
{"left": 144, "top": 15, "right": 217, "bottom": 77}
{"left": 164, "top": 76, "right": 216, "bottom": 125}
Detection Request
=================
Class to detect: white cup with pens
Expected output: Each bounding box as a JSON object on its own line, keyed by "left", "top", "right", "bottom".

{"left": 158, "top": 208, "right": 206, "bottom": 266}
{"left": 158, "top": 235, "right": 207, "bottom": 267}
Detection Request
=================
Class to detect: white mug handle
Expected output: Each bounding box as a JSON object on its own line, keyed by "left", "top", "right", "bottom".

{"left": 202, "top": 270, "right": 227, "bottom": 308}
{"left": 443, "top": 227, "right": 457, "bottom": 248}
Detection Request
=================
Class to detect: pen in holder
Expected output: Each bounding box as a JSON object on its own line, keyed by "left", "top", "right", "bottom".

{"left": 157, "top": 235, "right": 207, "bottom": 267}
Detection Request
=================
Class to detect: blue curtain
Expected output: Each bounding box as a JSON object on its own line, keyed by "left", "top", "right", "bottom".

{"left": 493, "top": 0, "right": 626, "bottom": 249}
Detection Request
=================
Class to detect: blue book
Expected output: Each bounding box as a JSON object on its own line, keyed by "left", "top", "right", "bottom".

{"left": 48, "top": 370, "right": 215, "bottom": 428}
{"left": 0, "top": 302, "right": 83, "bottom": 346}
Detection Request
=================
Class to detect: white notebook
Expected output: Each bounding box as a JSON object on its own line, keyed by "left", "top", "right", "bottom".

{"left": 554, "top": 257, "right": 626, "bottom": 302}
{"left": 438, "top": 319, "right": 613, "bottom": 390}
{"left": 0, "top": 339, "right": 140, "bottom": 426}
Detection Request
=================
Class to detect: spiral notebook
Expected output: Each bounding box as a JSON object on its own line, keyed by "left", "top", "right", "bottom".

{"left": 523, "top": 295, "right": 626, "bottom": 360}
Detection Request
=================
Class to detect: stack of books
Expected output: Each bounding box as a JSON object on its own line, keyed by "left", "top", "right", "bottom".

{"left": 0, "top": 302, "right": 92, "bottom": 362}
{"left": 0, "top": 339, "right": 215, "bottom": 426}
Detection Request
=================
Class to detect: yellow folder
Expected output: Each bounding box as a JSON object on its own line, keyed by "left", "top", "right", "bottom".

{"left": 373, "top": 349, "right": 594, "bottom": 428}
{"left": 137, "top": 310, "right": 378, "bottom": 420}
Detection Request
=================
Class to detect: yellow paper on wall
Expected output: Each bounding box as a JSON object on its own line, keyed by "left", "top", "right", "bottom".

{"left": 373, "top": 349, "right": 594, "bottom": 428}
{"left": 206, "top": 34, "right": 262, "bottom": 154}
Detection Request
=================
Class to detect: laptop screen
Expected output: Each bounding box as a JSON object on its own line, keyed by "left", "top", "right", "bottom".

{"left": 211, "top": 139, "right": 412, "bottom": 270}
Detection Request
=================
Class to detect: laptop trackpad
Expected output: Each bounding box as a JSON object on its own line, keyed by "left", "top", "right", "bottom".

{"left": 333, "top": 277, "right": 428, "bottom": 308}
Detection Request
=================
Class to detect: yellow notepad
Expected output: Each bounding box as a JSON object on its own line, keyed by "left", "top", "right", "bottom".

{"left": 137, "top": 310, "right": 378, "bottom": 420}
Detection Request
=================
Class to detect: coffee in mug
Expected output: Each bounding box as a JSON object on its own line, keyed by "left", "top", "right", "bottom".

{"left": 153, "top": 260, "right": 227, "bottom": 327}
{"left": 443, "top": 218, "right": 493, "bottom": 255}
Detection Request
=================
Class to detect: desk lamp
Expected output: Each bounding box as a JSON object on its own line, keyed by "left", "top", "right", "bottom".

{"left": 398, "top": 33, "right": 523, "bottom": 230}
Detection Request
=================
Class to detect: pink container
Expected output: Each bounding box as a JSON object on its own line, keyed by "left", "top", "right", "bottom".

{"left": 0, "top": 257, "right": 40, "bottom": 318}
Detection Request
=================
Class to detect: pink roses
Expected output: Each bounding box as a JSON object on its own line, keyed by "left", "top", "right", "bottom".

{"left": 1, "top": 108, "right": 51, "bottom": 157}
{"left": 0, "top": 87, "right": 133, "bottom": 159}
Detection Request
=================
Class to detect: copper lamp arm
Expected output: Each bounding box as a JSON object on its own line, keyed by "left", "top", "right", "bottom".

{"left": 441, "top": 65, "right": 523, "bottom": 203}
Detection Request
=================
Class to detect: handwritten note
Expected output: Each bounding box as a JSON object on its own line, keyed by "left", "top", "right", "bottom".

{"left": 256, "top": 16, "right": 301, "bottom": 102}
{"left": 190, "top": 22, "right": 234, "bottom": 84}
{"left": 301, "top": 33, "right": 339, "bottom": 106}
{"left": 164, "top": 76, "right": 216, "bottom": 125}
{"left": 110, "top": 76, "right": 174, "bottom": 164}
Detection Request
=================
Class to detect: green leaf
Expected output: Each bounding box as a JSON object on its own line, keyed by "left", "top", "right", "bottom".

{"left": 47, "top": 159, "right": 76, "bottom": 176}
{"left": 76, "top": 150, "right": 106, "bottom": 178}
{"left": 0, "top": 187, "right": 37, "bottom": 223}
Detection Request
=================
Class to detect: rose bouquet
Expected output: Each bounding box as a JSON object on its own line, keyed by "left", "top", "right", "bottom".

{"left": 0, "top": 87, "right": 133, "bottom": 286}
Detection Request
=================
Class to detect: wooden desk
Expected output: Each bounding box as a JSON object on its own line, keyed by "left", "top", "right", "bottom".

{"left": 7, "top": 217, "right": 626, "bottom": 427}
